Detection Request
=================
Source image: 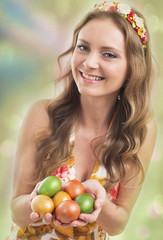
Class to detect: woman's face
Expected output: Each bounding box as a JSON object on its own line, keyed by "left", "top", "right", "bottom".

{"left": 71, "top": 18, "right": 128, "bottom": 99}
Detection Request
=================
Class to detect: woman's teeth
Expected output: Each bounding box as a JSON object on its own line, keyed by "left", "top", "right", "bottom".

{"left": 81, "top": 72, "right": 104, "bottom": 81}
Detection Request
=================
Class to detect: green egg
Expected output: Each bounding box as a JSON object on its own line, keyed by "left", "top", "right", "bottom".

{"left": 75, "top": 193, "right": 94, "bottom": 214}
{"left": 38, "top": 176, "right": 62, "bottom": 198}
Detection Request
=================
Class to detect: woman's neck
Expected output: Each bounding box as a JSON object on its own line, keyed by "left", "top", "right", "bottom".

{"left": 78, "top": 94, "right": 118, "bottom": 136}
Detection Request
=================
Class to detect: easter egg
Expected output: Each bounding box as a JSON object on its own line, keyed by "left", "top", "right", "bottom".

{"left": 55, "top": 200, "right": 80, "bottom": 223}
{"left": 65, "top": 180, "right": 85, "bottom": 199}
{"left": 38, "top": 176, "right": 62, "bottom": 198}
{"left": 31, "top": 195, "right": 54, "bottom": 218}
{"left": 75, "top": 193, "right": 94, "bottom": 214}
{"left": 53, "top": 191, "right": 71, "bottom": 209}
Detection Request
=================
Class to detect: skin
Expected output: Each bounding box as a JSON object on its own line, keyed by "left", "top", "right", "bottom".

{"left": 11, "top": 18, "right": 157, "bottom": 235}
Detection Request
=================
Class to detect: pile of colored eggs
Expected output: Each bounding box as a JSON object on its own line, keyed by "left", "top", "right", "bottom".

{"left": 31, "top": 176, "right": 94, "bottom": 223}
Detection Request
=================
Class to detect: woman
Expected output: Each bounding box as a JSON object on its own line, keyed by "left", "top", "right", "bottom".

{"left": 8, "top": 1, "right": 157, "bottom": 240}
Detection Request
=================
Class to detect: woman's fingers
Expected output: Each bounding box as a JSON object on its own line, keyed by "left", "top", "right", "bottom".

{"left": 30, "top": 212, "right": 40, "bottom": 222}
{"left": 30, "top": 212, "right": 53, "bottom": 225}
{"left": 42, "top": 213, "right": 53, "bottom": 225}
{"left": 30, "top": 181, "right": 42, "bottom": 201}
{"left": 65, "top": 219, "right": 88, "bottom": 227}
{"left": 79, "top": 200, "right": 102, "bottom": 223}
{"left": 53, "top": 216, "right": 88, "bottom": 227}
{"left": 79, "top": 207, "right": 101, "bottom": 223}
{"left": 53, "top": 219, "right": 62, "bottom": 226}
{"left": 54, "top": 219, "right": 88, "bottom": 227}
{"left": 83, "top": 180, "right": 106, "bottom": 207}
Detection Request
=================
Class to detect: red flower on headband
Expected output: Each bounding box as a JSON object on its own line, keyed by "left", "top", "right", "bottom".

{"left": 127, "top": 11, "right": 135, "bottom": 23}
{"left": 130, "top": 11, "right": 135, "bottom": 17}
{"left": 141, "top": 37, "right": 146, "bottom": 42}
{"left": 135, "top": 26, "right": 139, "bottom": 31}
{"left": 127, "top": 15, "right": 134, "bottom": 23}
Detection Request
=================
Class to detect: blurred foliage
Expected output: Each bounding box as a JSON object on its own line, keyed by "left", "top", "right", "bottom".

{"left": 0, "top": 0, "right": 163, "bottom": 239}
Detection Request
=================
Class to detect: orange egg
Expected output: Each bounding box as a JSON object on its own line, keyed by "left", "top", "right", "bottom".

{"left": 65, "top": 180, "right": 85, "bottom": 199}
{"left": 31, "top": 195, "right": 54, "bottom": 218}
{"left": 55, "top": 200, "right": 80, "bottom": 223}
{"left": 53, "top": 191, "right": 71, "bottom": 209}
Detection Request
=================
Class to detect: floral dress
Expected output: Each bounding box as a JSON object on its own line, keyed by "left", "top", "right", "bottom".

{"left": 6, "top": 131, "right": 120, "bottom": 240}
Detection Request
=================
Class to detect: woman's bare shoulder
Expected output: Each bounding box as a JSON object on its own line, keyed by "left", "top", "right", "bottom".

{"left": 22, "top": 99, "right": 51, "bottom": 131}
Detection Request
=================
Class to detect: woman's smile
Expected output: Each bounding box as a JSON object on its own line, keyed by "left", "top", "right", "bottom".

{"left": 79, "top": 71, "right": 105, "bottom": 83}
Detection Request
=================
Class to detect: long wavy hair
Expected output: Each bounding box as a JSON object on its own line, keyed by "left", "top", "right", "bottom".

{"left": 35, "top": 8, "right": 154, "bottom": 189}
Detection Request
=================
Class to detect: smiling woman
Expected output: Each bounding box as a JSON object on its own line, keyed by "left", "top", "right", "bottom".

{"left": 7, "top": 1, "right": 157, "bottom": 240}
{"left": 71, "top": 18, "right": 128, "bottom": 98}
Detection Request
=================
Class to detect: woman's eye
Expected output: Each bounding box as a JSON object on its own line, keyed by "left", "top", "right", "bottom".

{"left": 77, "top": 44, "right": 88, "bottom": 51}
{"left": 103, "top": 52, "right": 117, "bottom": 58}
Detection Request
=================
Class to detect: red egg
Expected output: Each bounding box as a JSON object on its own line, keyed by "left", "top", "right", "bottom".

{"left": 65, "top": 180, "right": 85, "bottom": 199}
{"left": 55, "top": 200, "right": 80, "bottom": 223}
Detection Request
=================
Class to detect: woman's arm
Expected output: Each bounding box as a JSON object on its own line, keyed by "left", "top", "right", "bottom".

{"left": 95, "top": 118, "right": 157, "bottom": 235}
{"left": 11, "top": 99, "right": 51, "bottom": 227}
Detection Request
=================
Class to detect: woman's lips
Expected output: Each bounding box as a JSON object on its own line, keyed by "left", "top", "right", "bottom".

{"left": 79, "top": 71, "right": 105, "bottom": 82}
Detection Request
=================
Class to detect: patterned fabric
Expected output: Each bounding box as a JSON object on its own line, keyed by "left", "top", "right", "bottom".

{"left": 7, "top": 149, "right": 119, "bottom": 240}
{"left": 52, "top": 156, "right": 119, "bottom": 202}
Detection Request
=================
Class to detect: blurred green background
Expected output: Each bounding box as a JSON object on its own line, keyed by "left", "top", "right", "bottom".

{"left": 0, "top": 0, "right": 162, "bottom": 239}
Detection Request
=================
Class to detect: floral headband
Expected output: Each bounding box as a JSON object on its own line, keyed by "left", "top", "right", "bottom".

{"left": 95, "top": 1, "right": 147, "bottom": 48}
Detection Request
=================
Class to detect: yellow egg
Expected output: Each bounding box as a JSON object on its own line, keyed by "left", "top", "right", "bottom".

{"left": 53, "top": 191, "right": 71, "bottom": 209}
{"left": 31, "top": 195, "right": 54, "bottom": 218}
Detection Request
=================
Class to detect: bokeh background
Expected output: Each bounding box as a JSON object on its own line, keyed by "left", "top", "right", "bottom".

{"left": 0, "top": 0, "right": 163, "bottom": 239}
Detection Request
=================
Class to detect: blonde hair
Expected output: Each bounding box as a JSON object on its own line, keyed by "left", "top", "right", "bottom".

{"left": 35, "top": 8, "right": 154, "bottom": 188}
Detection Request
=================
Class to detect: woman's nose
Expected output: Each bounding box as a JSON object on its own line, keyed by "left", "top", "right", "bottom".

{"left": 83, "top": 53, "right": 99, "bottom": 69}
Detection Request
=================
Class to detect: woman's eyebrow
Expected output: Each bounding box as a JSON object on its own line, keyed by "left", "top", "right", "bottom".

{"left": 101, "top": 46, "right": 123, "bottom": 54}
{"left": 78, "top": 39, "right": 90, "bottom": 45}
{"left": 78, "top": 38, "right": 123, "bottom": 54}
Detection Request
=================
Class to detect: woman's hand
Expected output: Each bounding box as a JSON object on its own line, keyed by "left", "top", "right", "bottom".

{"left": 53, "top": 179, "right": 106, "bottom": 227}
{"left": 30, "top": 181, "right": 54, "bottom": 225}
{"left": 80, "top": 179, "right": 106, "bottom": 220}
